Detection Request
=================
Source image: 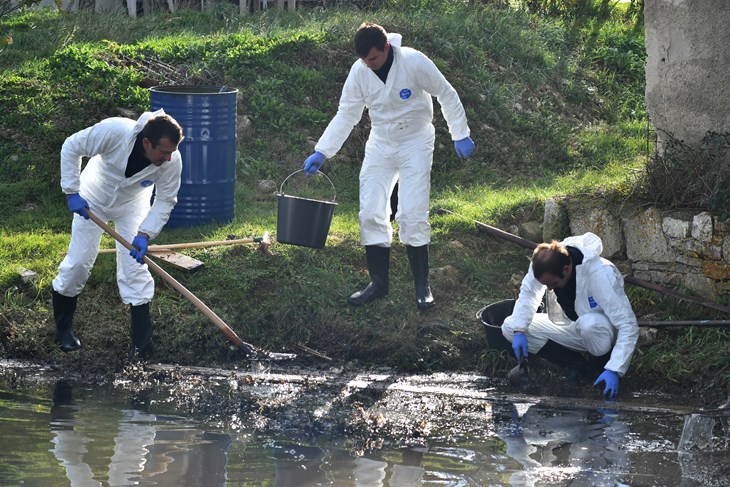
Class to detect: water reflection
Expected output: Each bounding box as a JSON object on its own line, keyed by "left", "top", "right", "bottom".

{"left": 49, "top": 380, "right": 231, "bottom": 486}
{"left": 496, "top": 403, "right": 630, "bottom": 486}
{"left": 0, "top": 368, "right": 728, "bottom": 486}
{"left": 271, "top": 444, "right": 429, "bottom": 487}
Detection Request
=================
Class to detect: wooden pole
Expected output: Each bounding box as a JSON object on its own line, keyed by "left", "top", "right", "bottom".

{"left": 92, "top": 236, "right": 263, "bottom": 254}
{"left": 87, "top": 211, "right": 261, "bottom": 357}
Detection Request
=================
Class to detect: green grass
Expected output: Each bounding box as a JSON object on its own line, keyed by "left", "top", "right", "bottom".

{"left": 0, "top": 1, "right": 726, "bottom": 403}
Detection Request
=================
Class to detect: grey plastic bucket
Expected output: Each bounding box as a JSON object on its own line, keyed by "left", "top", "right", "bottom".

{"left": 276, "top": 170, "right": 337, "bottom": 249}
{"left": 150, "top": 85, "right": 237, "bottom": 227}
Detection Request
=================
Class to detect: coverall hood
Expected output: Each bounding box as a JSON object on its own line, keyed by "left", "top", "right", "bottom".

{"left": 387, "top": 33, "right": 402, "bottom": 48}
{"left": 560, "top": 232, "right": 603, "bottom": 262}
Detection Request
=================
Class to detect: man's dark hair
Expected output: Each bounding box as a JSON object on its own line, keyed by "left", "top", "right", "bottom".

{"left": 141, "top": 114, "right": 184, "bottom": 147}
{"left": 354, "top": 22, "right": 388, "bottom": 58}
{"left": 531, "top": 241, "right": 571, "bottom": 279}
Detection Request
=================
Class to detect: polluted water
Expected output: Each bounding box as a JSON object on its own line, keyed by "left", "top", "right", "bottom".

{"left": 1, "top": 358, "right": 729, "bottom": 486}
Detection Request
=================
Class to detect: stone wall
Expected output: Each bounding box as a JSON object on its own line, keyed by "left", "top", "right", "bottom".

{"left": 542, "top": 198, "right": 730, "bottom": 301}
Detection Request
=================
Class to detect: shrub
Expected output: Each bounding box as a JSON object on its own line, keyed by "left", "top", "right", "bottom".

{"left": 641, "top": 131, "right": 730, "bottom": 216}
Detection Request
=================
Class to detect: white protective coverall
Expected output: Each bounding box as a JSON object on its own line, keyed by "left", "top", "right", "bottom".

{"left": 501, "top": 233, "right": 639, "bottom": 375}
{"left": 314, "top": 33, "right": 470, "bottom": 247}
{"left": 52, "top": 110, "right": 182, "bottom": 306}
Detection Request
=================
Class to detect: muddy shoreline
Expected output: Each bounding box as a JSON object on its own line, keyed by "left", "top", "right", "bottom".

{"left": 0, "top": 357, "right": 709, "bottom": 449}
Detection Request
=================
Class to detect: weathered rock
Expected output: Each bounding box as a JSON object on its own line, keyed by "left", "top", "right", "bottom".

{"left": 623, "top": 208, "right": 673, "bottom": 263}
{"left": 670, "top": 238, "right": 722, "bottom": 261}
{"left": 638, "top": 328, "right": 658, "bottom": 346}
{"left": 20, "top": 268, "right": 37, "bottom": 284}
{"left": 429, "top": 265, "right": 458, "bottom": 279}
{"left": 691, "top": 212, "right": 713, "bottom": 241}
{"left": 542, "top": 197, "right": 570, "bottom": 242}
{"left": 518, "top": 221, "right": 543, "bottom": 244}
{"left": 569, "top": 205, "right": 624, "bottom": 259}
{"left": 715, "top": 218, "right": 730, "bottom": 233}
{"left": 447, "top": 240, "right": 465, "bottom": 251}
{"left": 662, "top": 216, "right": 690, "bottom": 239}
{"left": 702, "top": 260, "right": 730, "bottom": 281}
{"left": 509, "top": 272, "right": 524, "bottom": 288}
{"left": 682, "top": 273, "right": 718, "bottom": 299}
{"left": 237, "top": 115, "right": 252, "bottom": 136}
{"left": 258, "top": 179, "right": 277, "bottom": 193}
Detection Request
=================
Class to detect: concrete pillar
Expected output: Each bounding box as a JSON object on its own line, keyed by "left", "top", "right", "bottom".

{"left": 645, "top": 0, "right": 730, "bottom": 150}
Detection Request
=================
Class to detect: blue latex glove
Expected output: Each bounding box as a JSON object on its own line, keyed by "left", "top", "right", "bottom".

{"left": 129, "top": 235, "right": 149, "bottom": 264}
{"left": 594, "top": 370, "right": 620, "bottom": 398}
{"left": 303, "top": 151, "right": 326, "bottom": 175}
{"left": 453, "top": 136, "right": 475, "bottom": 159}
{"left": 512, "top": 332, "right": 528, "bottom": 362}
{"left": 66, "top": 193, "right": 89, "bottom": 220}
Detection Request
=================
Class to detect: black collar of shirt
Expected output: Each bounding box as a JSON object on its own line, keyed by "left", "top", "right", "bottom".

{"left": 553, "top": 246, "right": 584, "bottom": 321}
{"left": 373, "top": 46, "right": 394, "bottom": 83}
{"left": 125, "top": 133, "right": 152, "bottom": 178}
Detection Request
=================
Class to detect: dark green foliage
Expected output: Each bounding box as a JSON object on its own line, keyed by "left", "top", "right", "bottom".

{"left": 589, "top": 30, "right": 644, "bottom": 81}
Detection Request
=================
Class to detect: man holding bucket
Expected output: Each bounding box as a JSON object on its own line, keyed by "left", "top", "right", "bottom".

{"left": 302, "top": 22, "right": 475, "bottom": 310}
{"left": 52, "top": 110, "right": 184, "bottom": 361}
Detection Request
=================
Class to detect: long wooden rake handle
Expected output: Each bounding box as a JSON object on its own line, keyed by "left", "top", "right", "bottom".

{"left": 87, "top": 211, "right": 261, "bottom": 357}
{"left": 93, "top": 236, "right": 268, "bottom": 254}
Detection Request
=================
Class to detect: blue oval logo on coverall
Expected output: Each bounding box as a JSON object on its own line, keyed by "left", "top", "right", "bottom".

{"left": 588, "top": 296, "right": 598, "bottom": 308}
{"left": 399, "top": 88, "right": 412, "bottom": 100}
{"left": 140, "top": 180, "right": 154, "bottom": 187}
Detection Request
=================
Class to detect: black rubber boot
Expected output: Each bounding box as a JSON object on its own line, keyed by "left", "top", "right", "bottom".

{"left": 536, "top": 339, "right": 592, "bottom": 378}
{"left": 128, "top": 303, "right": 153, "bottom": 362}
{"left": 348, "top": 246, "right": 390, "bottom": 306}
{"left": 52, "top": 290, "right": 81, "bottom": 353}
{"left": 406, "top": 244, "right": 435, "bottom": 310}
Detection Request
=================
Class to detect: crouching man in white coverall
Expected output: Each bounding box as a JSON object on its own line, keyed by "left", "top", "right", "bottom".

{"left": 52, "top": 110, "right": 184, "bottom": 361}
{"left": 302, "top": 22, "right": 475, "bottom": 310}
{"left": 502, "top": 233, "right": 639, "bottom": 398}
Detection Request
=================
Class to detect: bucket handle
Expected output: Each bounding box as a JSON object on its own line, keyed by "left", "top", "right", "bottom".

{"left": 279, "top": 169, "right": 336, "bottom": 203}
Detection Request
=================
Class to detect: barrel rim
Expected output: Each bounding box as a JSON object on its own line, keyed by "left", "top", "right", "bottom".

{"left": 150, "top": 85, "right": 238, "bottom": 95}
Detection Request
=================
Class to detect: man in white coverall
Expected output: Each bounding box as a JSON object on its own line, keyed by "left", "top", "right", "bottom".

{"left": 302, "top": 22, "right": 475, "bottom": 310}
{"left": 52, "top": 110, "right": 184, "bottom": 361}
{"left": 501, "top": 233, "right": 639, "bottom": 398}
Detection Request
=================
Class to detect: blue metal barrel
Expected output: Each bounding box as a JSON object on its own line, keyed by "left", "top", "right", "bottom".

{"left": 150, "top": 86, "right": 238, "bottom": 227}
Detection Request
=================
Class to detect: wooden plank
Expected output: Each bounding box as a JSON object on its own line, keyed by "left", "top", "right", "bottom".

{"left": 91, "top": 236, "right": 260, "bottom": 255}
{"left": 149, "top": 250, "right": 204, "bottom": 272}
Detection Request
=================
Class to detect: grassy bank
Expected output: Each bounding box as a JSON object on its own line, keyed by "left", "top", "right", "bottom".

{"left": 0, "top": 1, "right": 727, "bottom": 403}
